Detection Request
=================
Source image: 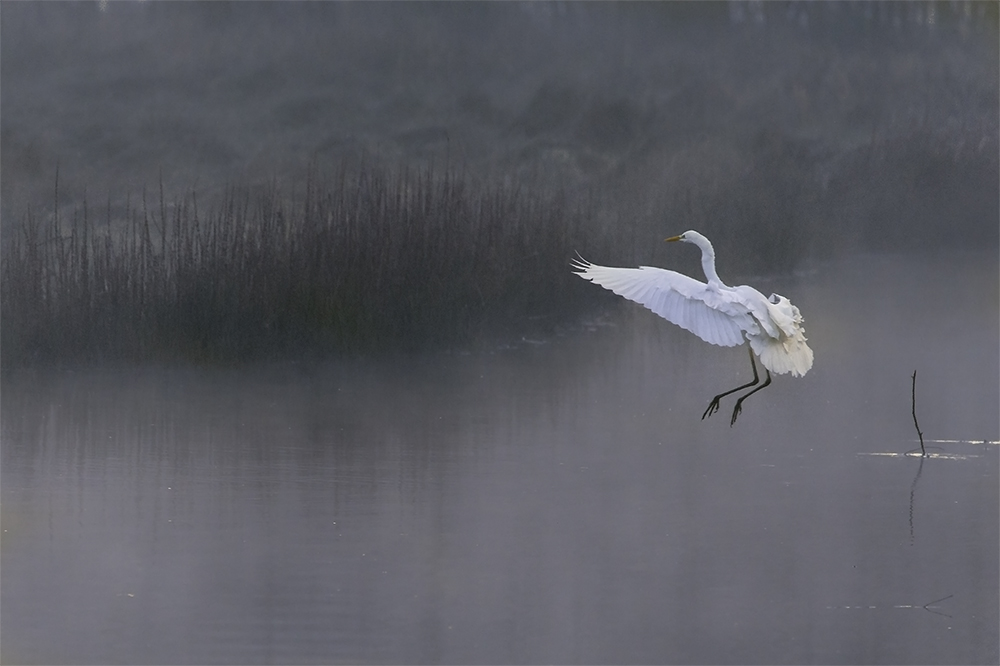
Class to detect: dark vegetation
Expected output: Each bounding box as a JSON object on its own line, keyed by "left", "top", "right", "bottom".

{"left": 1, "top": 1, "right": 996, "bottom": 368}
{"left": 1, "top": 163, "right": 604, "bottom": 367}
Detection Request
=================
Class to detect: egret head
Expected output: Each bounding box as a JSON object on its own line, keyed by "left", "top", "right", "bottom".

{"left": 665, "top": 230, "right": 707, "bottom": 246}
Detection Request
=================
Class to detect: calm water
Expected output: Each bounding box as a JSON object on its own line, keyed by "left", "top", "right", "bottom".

{"left": 2, "top": 252, "right": 998, "bottom": 665}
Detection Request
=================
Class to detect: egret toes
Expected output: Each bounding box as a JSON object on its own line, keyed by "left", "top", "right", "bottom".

{"left": 702, "top": 398, "right": 722, "bottom": 420}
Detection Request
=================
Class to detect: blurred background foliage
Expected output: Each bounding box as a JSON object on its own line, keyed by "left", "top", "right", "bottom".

{"left": 1, "top": 1, "right": 996, "bottom": 365}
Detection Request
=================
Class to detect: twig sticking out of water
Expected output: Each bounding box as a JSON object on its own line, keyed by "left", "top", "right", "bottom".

{"left": 911, "top": 370, "right": 926, "bottom": 457}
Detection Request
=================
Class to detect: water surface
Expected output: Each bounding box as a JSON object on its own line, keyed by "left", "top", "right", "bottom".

{"left": 2, "top": 252, "right": 998, "bottom": 664}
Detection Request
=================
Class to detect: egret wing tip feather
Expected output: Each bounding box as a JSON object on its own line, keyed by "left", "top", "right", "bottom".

{"left": 570, "top": 252, "right": 591, "bottom": 273}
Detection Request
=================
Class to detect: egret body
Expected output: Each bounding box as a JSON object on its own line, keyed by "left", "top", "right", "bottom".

{"left": 572, "top": 230, "right": 812, "bottom": 425}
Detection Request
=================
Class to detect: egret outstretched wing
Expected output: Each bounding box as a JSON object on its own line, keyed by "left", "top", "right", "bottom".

{"left": 571, "top": 256, "right": 755, "bottom": 347}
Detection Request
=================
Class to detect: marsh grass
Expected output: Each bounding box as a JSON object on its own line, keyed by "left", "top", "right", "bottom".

{"left": 1, "top": 163, "right": 601, "bottom": 368}
{"left": 4, "top": 123, "right": 994, "bottom": 371}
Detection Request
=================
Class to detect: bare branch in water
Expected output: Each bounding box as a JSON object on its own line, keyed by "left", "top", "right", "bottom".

{"left": 911, "top": 371, "right": 925, "bottom": 457}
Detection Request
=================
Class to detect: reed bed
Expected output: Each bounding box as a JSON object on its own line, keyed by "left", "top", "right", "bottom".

{"left": 1, "top": 164, "right": 598, "bottom": 368}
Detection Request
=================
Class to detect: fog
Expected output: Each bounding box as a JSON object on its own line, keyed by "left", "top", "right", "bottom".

{"left": 1, "top": 2, "right": 998, "bottom": 664}
{"left": 2, "top": 2, "right": 997, "bottom": 259}
{"left": 3, "top": 250, "right": 998, "bottom": 664}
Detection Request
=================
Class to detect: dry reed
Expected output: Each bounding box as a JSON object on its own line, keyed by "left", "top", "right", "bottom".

{"left": 1, "top": 162, "right": 597, "bottom": 367}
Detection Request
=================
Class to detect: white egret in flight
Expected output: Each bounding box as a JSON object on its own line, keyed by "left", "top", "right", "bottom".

{"left": 572, "top": 230, "right": 813, "bottom": 425}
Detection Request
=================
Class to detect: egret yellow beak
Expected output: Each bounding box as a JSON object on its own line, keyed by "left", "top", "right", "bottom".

{"left": 664, "top": 235, "right": 682, "bottom": 242}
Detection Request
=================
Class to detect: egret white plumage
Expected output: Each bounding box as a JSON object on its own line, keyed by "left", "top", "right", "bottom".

{"left": 572, "top": 230, "right": 813, "bottom": 425}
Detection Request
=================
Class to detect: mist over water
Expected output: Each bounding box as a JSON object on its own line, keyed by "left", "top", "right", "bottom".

{"left": 2, "top": 2, "right": 998, "bottom": 664}
{"left": 3, "top": 251, "right": 997, "bottom": 664}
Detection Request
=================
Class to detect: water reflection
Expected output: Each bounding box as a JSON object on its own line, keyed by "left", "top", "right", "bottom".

{"left": 2, "top": 252, "right": 998, "bottom": 664}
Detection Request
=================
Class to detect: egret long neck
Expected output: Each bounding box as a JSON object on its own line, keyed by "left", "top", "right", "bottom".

{"left": 698, "top": 242, "right": 725, "bottom": 287}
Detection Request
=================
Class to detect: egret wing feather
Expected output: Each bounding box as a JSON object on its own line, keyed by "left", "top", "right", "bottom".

{"left": 572, "top": 258, "right": 754, "bottom": 347}
{"left": 730, "top": 285, "right": 782, "bottom": 339}
{"left": 749, "top": 293, "right": 814, "bottom": 376}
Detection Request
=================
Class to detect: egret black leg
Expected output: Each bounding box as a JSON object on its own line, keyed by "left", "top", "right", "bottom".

{"left": 702, "top": 347, "right": 760, "bottom": 421}
{"left": 730, "top": 369, "right": 771, "bottom": 426}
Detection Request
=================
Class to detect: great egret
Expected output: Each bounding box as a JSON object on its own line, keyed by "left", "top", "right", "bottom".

{"left": 572, "top": 230, "right": 813, "bottom": 425}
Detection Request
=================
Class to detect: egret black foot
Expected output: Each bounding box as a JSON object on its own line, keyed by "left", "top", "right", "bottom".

{"left": 730, "top": 403, "right": 743, "bottom": 427}
{"left": 702, "top": 398, "right": 722, "bottom": 420}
